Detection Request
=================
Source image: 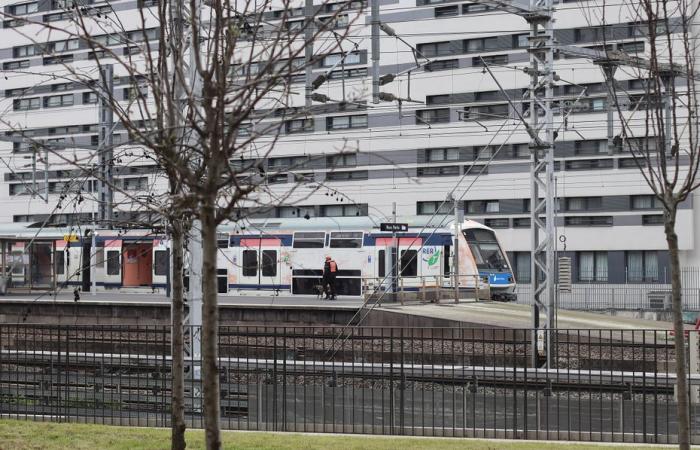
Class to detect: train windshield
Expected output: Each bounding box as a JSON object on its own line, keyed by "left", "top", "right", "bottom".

{"left": 463, "top": 228, "right": 509, "bottom": 271}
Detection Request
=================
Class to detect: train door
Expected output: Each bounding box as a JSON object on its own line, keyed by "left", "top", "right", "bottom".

{"left": 239, "top": 238, "right": 281, "bottom": 289}
{"left": 102, "top": 239, "right": 122, "bottom": 287}
{"left": 54, "top": 240, "right": 68, "bottom": 287}
{"left": 10, "top": 242, "right": 26, "bottom": 287}
{"left": 152, "top": 240, "right": 169, "bottom": 289}
{"left": 122, "top": 241, "right": 153, "bottom": 287}
{"left": 30, "top": 242, "right": 54, "bottom": 288}
{"left": 398, "top": 237, "right": 422, "bottom": 288}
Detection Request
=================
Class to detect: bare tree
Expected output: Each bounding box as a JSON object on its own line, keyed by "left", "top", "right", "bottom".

{"left": 604, "top": 2, "right": 700, "bottom": 448}
{"left": 1, "top": 0, "right": 360, "bottom": 447}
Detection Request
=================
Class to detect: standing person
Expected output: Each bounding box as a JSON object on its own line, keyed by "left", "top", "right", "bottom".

{"left": 322, "top": 256, "right": 339, "bottom": 300}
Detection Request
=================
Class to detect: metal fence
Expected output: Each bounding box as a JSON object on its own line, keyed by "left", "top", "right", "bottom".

{"left": 0, "top": 324, "right": 699, "bottom": 444}
{"left": 516, "top": 267, "right": 700, "bottom": 311}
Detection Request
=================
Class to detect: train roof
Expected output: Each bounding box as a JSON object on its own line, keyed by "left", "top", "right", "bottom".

{"left": 220, "top": 215, "right": 492, "bottom": 233}
{"left": 0, "top": 216, "right": 495, "bottom": 240}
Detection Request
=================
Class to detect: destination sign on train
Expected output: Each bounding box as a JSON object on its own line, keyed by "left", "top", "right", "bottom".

{"left": 380, "top": 223, "right": 408, "bottom": 232}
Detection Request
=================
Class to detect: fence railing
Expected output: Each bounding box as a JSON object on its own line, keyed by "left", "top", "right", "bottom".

{"left": 0, "top": 324, "right": 698, "bottom": 444}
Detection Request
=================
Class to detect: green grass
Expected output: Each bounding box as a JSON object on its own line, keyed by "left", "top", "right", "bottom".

{"left": 0, "top": 419, "right": 677, "bottom": 449}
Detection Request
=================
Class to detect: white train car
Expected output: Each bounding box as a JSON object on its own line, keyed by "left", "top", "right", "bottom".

{"left": 0, "top": 216, "right": 516, "bottom": 300}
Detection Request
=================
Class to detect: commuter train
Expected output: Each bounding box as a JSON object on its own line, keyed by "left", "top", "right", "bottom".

{"left": 0, "top": 216, "right": 516, "bottom": 300}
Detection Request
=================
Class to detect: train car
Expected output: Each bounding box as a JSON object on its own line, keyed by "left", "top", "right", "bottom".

{"left": 0, "top": 216, "right": 516, "bottom": 300}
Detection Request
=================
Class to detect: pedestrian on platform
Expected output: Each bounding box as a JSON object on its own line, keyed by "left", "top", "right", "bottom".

{"left": 322, "top": 256, "right": 338, "bottom": 300}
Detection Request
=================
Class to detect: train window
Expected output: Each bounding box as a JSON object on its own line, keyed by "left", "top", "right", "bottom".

{"left": 329, "top": 231, "right": 363, "bottom": 248}
{"left": 292, "top": 232, "right": 326, "bottom": 248}
{"left": 55, "top": 251, "right": 65, "bottom": 275}
{"left": 154, "top": 250, "right": 168, "bottom": 276}
{"left": 106, "top": 250, "right": 120, "bottom": 275}
{"left": 242, "top": 250, "right": 258, "bottom": 276}
{"left": 400, "top": 250, "right": 418, "bottom": 277}
{"left": 261, "top": 250, "right": 277, "bottom": 277}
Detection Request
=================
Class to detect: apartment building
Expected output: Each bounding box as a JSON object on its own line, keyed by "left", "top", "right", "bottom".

{"left": 0, "top": 0, "right": 697, "bottom": 286}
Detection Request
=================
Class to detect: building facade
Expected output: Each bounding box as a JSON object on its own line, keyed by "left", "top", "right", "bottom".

{"left": 0, "top": 0, "right": 697, "bottom": 288}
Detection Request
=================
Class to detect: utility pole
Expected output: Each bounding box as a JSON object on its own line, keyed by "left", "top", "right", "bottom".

{"left": 526, "top": 0, "right": 556, "bottom": 368}
{"left": 171, "top": 0, "right": 203, "bottom": 373}
{"left": 453, "top": 196, "right": 460, "bottom": 303}
{"left": 370, "top": 0, "right": 380, "bottom": 103}
{"left": 304, "top": 0, "right": 314, "bottom": 108}
{"left": 98, "top": 64, "right": 114, "bottom": 229}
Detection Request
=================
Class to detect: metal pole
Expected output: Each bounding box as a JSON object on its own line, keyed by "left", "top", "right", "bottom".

{"left": 454, "top": 197, "right": 460, "bottom": 303}
{"left": 526, "top": 0, "right": 556, "bottom": 368}
{"left": 392, "top": 202, "right": 398, "bottom": 298}
{"left": 43, "top": 147, "right": 48, "bottom": 203}
{"left": 371, "top": 0, "right": 380, "bottom": 104}
{"left": 304, "top": 0, "right": 314, "bottom": 108}
{"left": 90, "top": 230, "right": 96, "bottom": 295}
{"left": 98, "top": 64, "right": 114, "bottom": 228}
{"left": 602, "top": 64, "right": 618, "bottom": 155}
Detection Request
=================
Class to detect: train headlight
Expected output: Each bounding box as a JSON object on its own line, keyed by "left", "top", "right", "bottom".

{"left": 481, "top": 276, "right": 489, "bottom": 284}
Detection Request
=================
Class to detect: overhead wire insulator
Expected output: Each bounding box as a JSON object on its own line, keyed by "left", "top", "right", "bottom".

{"left": 378, "top": 92, "right": 397, "bottom": 102}
{"left": 311, "top": 74, "right": 327, "bottom": 90}
{"left": 311, "top": 93, "right": 331, "bottom": 103}
{"left": 379, "top": 74, "right": 395, "bottom": 86}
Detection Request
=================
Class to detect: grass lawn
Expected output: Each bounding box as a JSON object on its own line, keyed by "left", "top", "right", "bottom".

{"left": 0, "top": 419, "right": 677, "bottom": 449}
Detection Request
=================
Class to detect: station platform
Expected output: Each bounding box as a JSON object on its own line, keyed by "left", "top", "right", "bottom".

{"left": 367, "top": 300, "right": 680, "bottom": 330}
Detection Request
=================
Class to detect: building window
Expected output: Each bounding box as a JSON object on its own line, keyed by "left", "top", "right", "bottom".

{"left": 464, "top": 37, "right": 498, "bottom": 52}
{"left": 4, "top": 60, "right": 30, "bottom": 70}
{"left": 328, "top": 153, "right": 357, "bottom": 168}
{"left": 417, "top": 201, "right": 453, "bottom": 215}
{"left": 463, "top": 103, "right": 509, "bottom": 120}
{"left": 417, "top": 166, "right": 460, "bottom": 177}
{"left": 466, "top": 200, "right": 499, "bottom": 214}
{"left": 320, "top": 204, "right": 364, "bottom": 217}
{"left": 472, "top": 54, "right": 508, "bottom": 66}
{"left": 484, "top": 218, "right": 509, "bottom": 229}
{"left": 575, "top": 140, "right": 608, "bottom": 155}
{"left": 565, "top": 159, "right": 614, "bottom": 170}
{"left": 626, "top": 251, "right": 659, "bottom": 282}
{"left": 427, "top": 147, "right": 460, "bottom": 162}
{"left": 435, "top": 5, "right": 458, "bottom": 16}
{"left": 10, "top": 2, "right": 38, "bottom": 15}
{"left": 514, "top": 143, "right": 530, "bottom": 159}
{"left": 462, "top": 3, "right": 490, "bottom": 13}
{"left": 513, "top": 252, "right": 531, "bottom": 283}
{"left": 83, "top": 92, "right": 98, "bottom": 104}
{"left": 322, "top": 51, "right": 360, "bottom": 67}
{"left": 642, "top": 214, "right": 664, "bottom": 225}
{"left": 513, "top": 34, "right": 529, "bottom": 48}
{"left": 47, "top": 39, "right": 79, "bottom": 53}
{"left": 268, "top": 155, "right": 307, "bottom": 169}
{"left": 326, "top": 170, "right": 368, "bottom": 181}
{"left": 278, "top": 206, "right": 315, "bottom": 218}
{"left": 416, "top": 108, "right": 450, "bottom": 124}
{"left": 43, "top": 54, "right": 73, "bottom": 65}
{"left": 416, "top": 41, "right": 453, "bottom": 57}
{"left": 564, "top": 216, "right": 613, "bottom": 227}
{"left": 44, "top": 94, "right": 74, "bottom": 108}
{"left": 578, "top": 251, "right": 608, "bottom": 282}
{"left": 565, "top": 197, "right": 602, "bottom": 211}
{"left": 513, "top": 217, "right": 531, "bottom": 228}
{"left": 425, "top": 59, "right": 458, "bottom": 71}
{"left": 13, "top": 44, "right": 36, "bottom": 58}
{"left": 326, "top": 114, "right": 367, "bottom": 130}
{"left": 285, "top": 118, "right": 314, "bottom": 134}
{"left": 13, "top": 97, "right": 41, "bottom": 111}
{"left": 631, "top": 195, "right": 661, "bottom": 210}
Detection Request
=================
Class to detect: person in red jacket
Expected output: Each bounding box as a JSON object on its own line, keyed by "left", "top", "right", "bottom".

{"left": 323, "top": 256, "right": 338, "bottom": 300}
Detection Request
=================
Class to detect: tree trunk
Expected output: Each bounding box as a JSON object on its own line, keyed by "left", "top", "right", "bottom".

{"left": 200, "top": 203, "right": 221, "bottom": 449}
{"left": 170, "top": 220, "right": 187, "bottom": 450}
{"left": 665, "top": 212, "right": 690, "bottom": 450}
